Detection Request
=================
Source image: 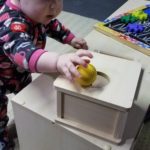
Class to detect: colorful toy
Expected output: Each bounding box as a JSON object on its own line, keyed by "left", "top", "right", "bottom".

{"left": 94, "top": 5, "right": 150, "bottom": 56}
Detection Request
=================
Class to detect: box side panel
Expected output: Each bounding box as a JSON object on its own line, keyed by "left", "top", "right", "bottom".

{"left": 12, "top": 102, "right": 102, "bottom": 150}
{"left": 63, "top": 94, "right": 118, "bottom": 135}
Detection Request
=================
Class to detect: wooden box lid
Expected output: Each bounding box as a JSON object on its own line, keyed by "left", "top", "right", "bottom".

{"left": 54, "top": 52, "right": 141, "bottom": 110}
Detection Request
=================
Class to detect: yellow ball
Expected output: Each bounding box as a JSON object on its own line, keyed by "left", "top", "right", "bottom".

{"left": 76, "top": 64, "right": 97, "bottom": 87}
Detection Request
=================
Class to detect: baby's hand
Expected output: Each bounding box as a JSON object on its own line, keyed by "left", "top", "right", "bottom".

{"left": 57, "top": 50, "right": 93, "bottom": 81}
{"left": 70, "top": 37, "right": 88, "bottom": 49}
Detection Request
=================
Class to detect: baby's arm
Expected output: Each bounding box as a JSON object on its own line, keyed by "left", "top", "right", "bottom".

{"left": 46, "top": 19, "right": 75, "bottom": 44}
{"left": 2, "top": 18, "right": 92, "bottom": 80}
{"left": 36, "top": 50, "right": 93, "bottom": 80}
{"left": 1, "top": 18, "right": 48, "bottom": 72}
{"left": 46, "top": 19, "right": 88, "bottom": 49}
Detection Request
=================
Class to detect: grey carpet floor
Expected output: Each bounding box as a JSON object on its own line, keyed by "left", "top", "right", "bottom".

{"left": 63, "top": 0, "right": 127, "bottom": 21}
{"left": 134, "top": 121, "right": 150, "bottom": 150}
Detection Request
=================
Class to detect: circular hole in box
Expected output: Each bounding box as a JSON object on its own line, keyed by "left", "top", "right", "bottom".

{"left": 92, "top": 71, "right": 110, "bottom": 89}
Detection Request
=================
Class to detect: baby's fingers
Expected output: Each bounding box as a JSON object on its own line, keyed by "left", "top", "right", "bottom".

{"left": 76, "top": 50, "right": 93, "bottom": 58}
{"left": 62, "top": 66, "right": 73, "bottom": 81}
{"left": 70, "top": 54, "right": 88, "bottom": 67}
{"left": 74, "top": 44, "right": 81, "bottom": 49}
{"left": 69, "top": 65, "right": 80, "bottom": 78}
{"left": 67, "top": 62, "right": 80, "bottom": 78}
{"left": 78, "top": 40, "right": 88, "bottom": 49}
{"left": 82, "top": 44, "right": 88, "bottom": 50}
{"left": 62, "top": 63, "right": 80, "bottom": 80}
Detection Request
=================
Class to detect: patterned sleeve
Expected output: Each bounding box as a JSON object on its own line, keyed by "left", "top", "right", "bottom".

{"left": 0, "top": 0, "right": 6, "bottom": 8}
{"left": 0, "top": 17, "right": 47, "bottom": 72}
{"left": 45, "top": 19, "right": 75, "bottom": 44}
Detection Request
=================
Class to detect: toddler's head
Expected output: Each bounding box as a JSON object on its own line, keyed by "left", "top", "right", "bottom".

{"left": 16, "top": 0, "right": 63, "bottom": 24}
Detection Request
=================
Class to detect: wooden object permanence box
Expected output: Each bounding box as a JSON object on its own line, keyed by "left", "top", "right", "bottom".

{"left": 54, "top": 52, "right": 141, "bottom": 144}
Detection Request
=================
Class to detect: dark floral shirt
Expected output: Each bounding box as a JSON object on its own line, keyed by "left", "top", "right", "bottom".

{"left": 0, "top": 0, "right": 75, "bottom": 93}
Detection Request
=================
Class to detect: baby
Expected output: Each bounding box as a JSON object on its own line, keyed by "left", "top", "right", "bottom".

{"left": 0, "top": 0, "right": 93, "bottom": 149}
